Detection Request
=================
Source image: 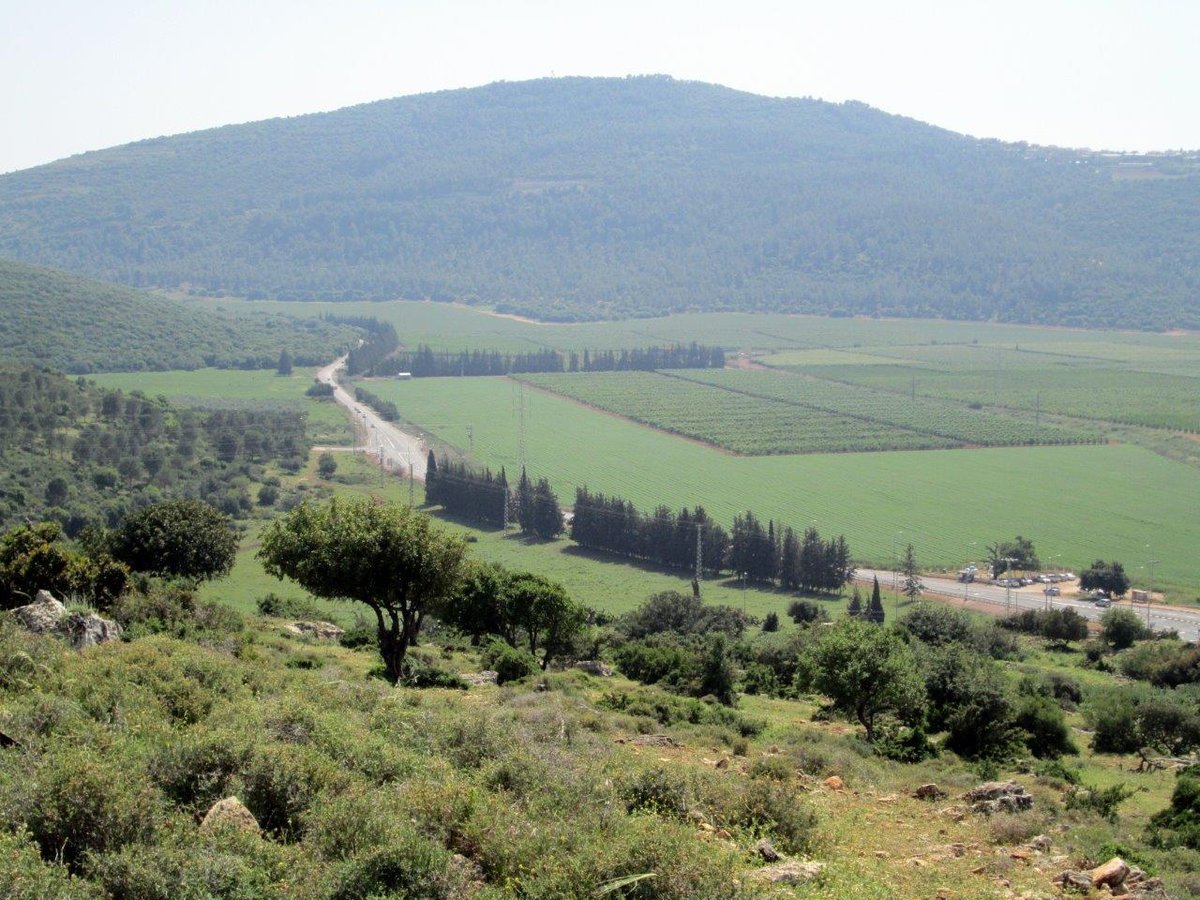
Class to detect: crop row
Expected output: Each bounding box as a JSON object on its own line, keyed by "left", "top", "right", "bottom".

{"left": 779, "top": 364, "right": 1200, "bottom": 433}
{"left": 518, "top": 372, "right": 960, "bottom": 455}
{"left": 673, "top": 369, "right": 1099, "bottom": 446}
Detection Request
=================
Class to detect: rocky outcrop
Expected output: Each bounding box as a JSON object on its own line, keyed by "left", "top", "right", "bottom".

{"left": 962, "top": 781, "right": 1032, "bottom": 814}
{"left": 10, "top": 590, "right": 67, "bottom": 633}
{"left": 1054, "top": 858, "right": 1167, "bottom": 898}
{"left": 61, "top": 610, "right": 122, "bottom": 649}
{"left": 748, "top": 861, "right": 825, "bottom": 885}
{"left": 462, "top": 671, "right": 498, "bottom": 687}
{"left": 573, "top": 660, "right": 614, "bottom": 677}
{"left": 199, "top": 797, "right": 260, "bottom": 835}
{"left": 9, "top": 590, "right": 121, "bottom": 649}
{"left": 284, "top": 621, "right": 345, "bottom": 641}
{"left": 913, "top": 783, "right": 946, "bottom": 801}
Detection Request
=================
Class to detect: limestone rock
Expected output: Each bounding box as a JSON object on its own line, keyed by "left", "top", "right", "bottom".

{"left": 60, "top": 611, "right": 122, "bottom": 649}
{"left": 1055, "top": 871, "right": 1093, "bottom": 893}
{"left": 962, "top": 781, "right": 1032, "bottom": 814}
{"left": 748, "top": 861, "right": 825, "bottom": 885}
{"left": 9, "top": 591, "right": 121, "bottom": 649}
{"left": 573, "top": 660, "right": 614, "bottom": 677}
{"left": 823, "top": 775, "right": 845, "bottom": 791}
{"left": 199, "top": 797, "right": 260, "bottom": 835}
{"left": 754, "top": 838, "right": 781, "bottom": 862}
{"left": 913, "top": 783, "right": 947, "bottom": 801}
{"left": 1027, "top": 834, "right": 1052, "bottom": 853}
{"left": 463, "top": 671, "right": 498, "bottom": 687}
{"left": 10, "top": 590, "right": 66, "bottom": 633}
{"left": 1090, "top": 858, "right": 1129, "bottom": 888}
{"left": 285, "top": 621, "right": 345, "bottom": 641}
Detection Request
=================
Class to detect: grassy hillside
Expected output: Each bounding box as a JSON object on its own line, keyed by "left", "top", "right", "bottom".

{"left": 2, "top": 77, "right": 1199, "bottom": 327}
{"left": 0, "top": 258, "right": 357, "bottom": 373}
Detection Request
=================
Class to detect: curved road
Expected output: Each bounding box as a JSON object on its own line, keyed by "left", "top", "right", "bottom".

{"left": 316, "top": 357, "right": 428, "bottom": 480}
{"left": 858, "top": 568, "right": 1200, "bottom": 643}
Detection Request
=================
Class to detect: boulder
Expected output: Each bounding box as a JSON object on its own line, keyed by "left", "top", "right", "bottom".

{"left": 913, "top": 783, "right": 947, "bottom": 801}
{"left": 9, "top": 591, "right": 121, "bottom": 649}
{"left": 823, "top": 775, "right": 845, "bottom": 791}
{"left": 1027, "top": 834, "right": 1052, "bottom": 853}
{"left": 60, "top": 611, "right": 122, "bottom": 650}
{"left": 285, "top": 621, "right": 345, "bottom": 641}
{"left": 754, "top": 838, "right": 782, "bottom": 862}
{"left": 748, "top": 861, "right": 825, "bottom": 885}
{"left": 1055, "top": 871, "right": 1093, "bottom": 893}
{"left": 462, "top": 671, "right": 498, "bottom": 687}
{"left": 199, "top": 797, "right": 260, "bottom": 835}
{"left": 1090, "top": 857, "right": 1129, "bottom": 888}
{"left": 962, "top": 781, "right": 1032, "bottom": 814}
{"left": 10, "top": 590, "right": 66, "bottom": 633}
{"left": 573, "top": 660, "right": 614, "bottom": 677}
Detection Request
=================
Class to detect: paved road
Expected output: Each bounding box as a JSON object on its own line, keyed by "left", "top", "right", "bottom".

{"left": 316, "top": 357, "right": 428, "bottom": 480}
{"left": 857, "top": 568, "right": 1200, "bottom": 642}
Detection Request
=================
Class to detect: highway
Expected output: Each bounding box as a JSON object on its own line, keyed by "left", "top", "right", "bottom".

{"left": 857, "top": 568, "right": 1200, "bottom": 642}
{"left": 316, "top": 357, "right": 428, "bottom": 479}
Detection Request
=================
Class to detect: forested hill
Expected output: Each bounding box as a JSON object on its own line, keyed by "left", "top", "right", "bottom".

{"left": 0, "top": 258, "right": 358, "bottom": 373}
{"left": 1, "top": 76, "right": 1198, "bottom": 328}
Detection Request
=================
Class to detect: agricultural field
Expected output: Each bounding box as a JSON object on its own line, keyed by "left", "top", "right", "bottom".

{"left": 201, "top": 450, "right": 805, "bottom": 622}
{"left": 764, "top": 347, "right": 1200, "bottom": 433}
{"left": 671, "top": 369, "right": 1095, "bottom": 447}
{"left": 518, "top": 371, "right": 960, "bottom": 454}
{"left": 196, "top": 296, "right": 1200, "bottom": 357}
{"left": 91, "top": 367, "right": 353, "bottom": 445}
{"left": 363, "top": 375, "right": 1200, "bottom": 599}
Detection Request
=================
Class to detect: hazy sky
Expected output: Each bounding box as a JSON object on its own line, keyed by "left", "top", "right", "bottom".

{"left": 3, "top": 0, "right": 1197, "bottom": 174}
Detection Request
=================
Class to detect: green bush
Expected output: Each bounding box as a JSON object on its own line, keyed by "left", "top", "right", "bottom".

{"left": 240, "top": 743, "right": 345, "bottom": 839}
{"left": 1065, "top": 782, "right": 1135, "bottom": 823}
{"left": 5, "top": 746, "right": 165, "bottom": 870}
{"left": 481, "top": 638, "right": 539, "bottom": 684}
{"left": 1015, "top": 693, "right": 1078, "bottom": 758}
{"left": 0, "top": 828, "right": 97, "bottom": 899}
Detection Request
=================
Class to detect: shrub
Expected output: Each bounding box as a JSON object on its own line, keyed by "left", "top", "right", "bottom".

{"left": 787, "top": 599, "right": 826, "bottom": 625}
{"left": 1014, "top": 693, "right": 1078, "bottom": 758}
{"left": 0, "top": 828, "right": 96, "bottom": 899}
{"left": 240, "top": 743, "right": 344, "bottom": 839}
{"left": 621, "top": 590, "right": 750, "bottom": 639}
{"left": 1065, "top": 783, "right": 1135, "bottom": 823}
{"left": 762, "top": 611, "right": 779, "bottom": 633}
{"left": 6, "top": 746, "right": 165, "bottom": 871}
{"left": 331, "top": 836, "right": 453, "bottom": 900}
{"left": 481, "top": 639, "right": 539, "bottom": 684}
{"left": 621, "top": 766, "right": 692, "bottom": 818}
{"left": 1101, "top": 608, "right": 1152, "bottom": 650}
{"left": 1149, "top": 772, "right": 1200, "bottom": 850}
{"left": 256, "top": 591, "right": 323, "bottom": 620}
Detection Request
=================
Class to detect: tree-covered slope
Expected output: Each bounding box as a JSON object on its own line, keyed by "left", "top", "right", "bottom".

{"left": 1, "top": 76, "right": 1198, "bottom": 327}
{"left": 0, "top": 258, "right": 357, "bottom": 372}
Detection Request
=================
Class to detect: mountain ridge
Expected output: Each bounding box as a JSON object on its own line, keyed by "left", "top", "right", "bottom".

{"left": 1, "top": 76, "right": 1197, "bottom": 328}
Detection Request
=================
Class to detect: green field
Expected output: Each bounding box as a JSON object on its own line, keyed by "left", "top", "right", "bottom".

{"left": 366, "top": 375, "right": 1200, "bottom": 599}
{"left": 196, "top": 297, "right": 1200, "bottom": 357}
{"left": 518, "top": 371, "right": 960, "bottom": 454}
{"left": 200, "top": 451, "right": 808, "bottom": 623}
{"left": 518, "top": 369, "right": 1095, "bottom": 453}
{"left": 91, "top": 367, "right": 353, "bottom": 444}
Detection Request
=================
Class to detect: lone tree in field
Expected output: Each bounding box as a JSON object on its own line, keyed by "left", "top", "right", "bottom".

{"left": 110, "top": 499, "right": 237, "bottom": 584}
{"left": 258, "top": 497, "right": 467, "bottom": 683}
{"left": 276, "top": 349, "right": 293, "bottom": 376}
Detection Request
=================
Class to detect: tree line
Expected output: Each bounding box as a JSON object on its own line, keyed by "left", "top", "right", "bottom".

{"left": 423, "top": 454, "right": 564, "bottom": 540}
{"left": 570, "top": 486, "right": 854, "bottom": 592}
{"left": 352, "top": 386, "right": 399, "bottom": 422}
{"left": 390, "top": 342, "right": 725, "bottom": 377}
{"left": 330, "top": 316, "right": 399, "bottom": 376}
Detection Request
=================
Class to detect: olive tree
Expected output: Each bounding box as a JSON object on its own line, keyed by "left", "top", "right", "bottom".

{"left": 259, "top": 497, "right": 467, "bottom": 683}
{"left": 109, "top": 499, "right": 237, "bottom": 584}
{"left": 797, "top": 618, "right": 926, "bottom": 743}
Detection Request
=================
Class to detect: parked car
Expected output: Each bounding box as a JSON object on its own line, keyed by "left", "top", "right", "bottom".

{"left": 1044, "top": 586, "right": 1061, "bottom": 596}
{"left": 1094, "top": 597, "right": 1112, "bottom": 608}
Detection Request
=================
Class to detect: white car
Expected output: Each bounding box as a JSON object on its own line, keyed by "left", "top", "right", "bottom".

{"left": 1093, "top": 597, "right": 1112, "bottom": 608}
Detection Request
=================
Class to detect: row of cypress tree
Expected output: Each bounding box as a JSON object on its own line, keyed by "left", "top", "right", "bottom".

{"left": 423, "top": 453, "right": 563, "bottom": 539}
{"left": 388, "top": 342, "right": 726, "bottom": 377}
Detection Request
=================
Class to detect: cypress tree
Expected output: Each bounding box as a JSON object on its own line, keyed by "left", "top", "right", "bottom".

{"left": 867, "top": 575, "right": 885, "bottom": 624}
{"left": 847, "top": 586, "right": 863, "bottom": 618}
